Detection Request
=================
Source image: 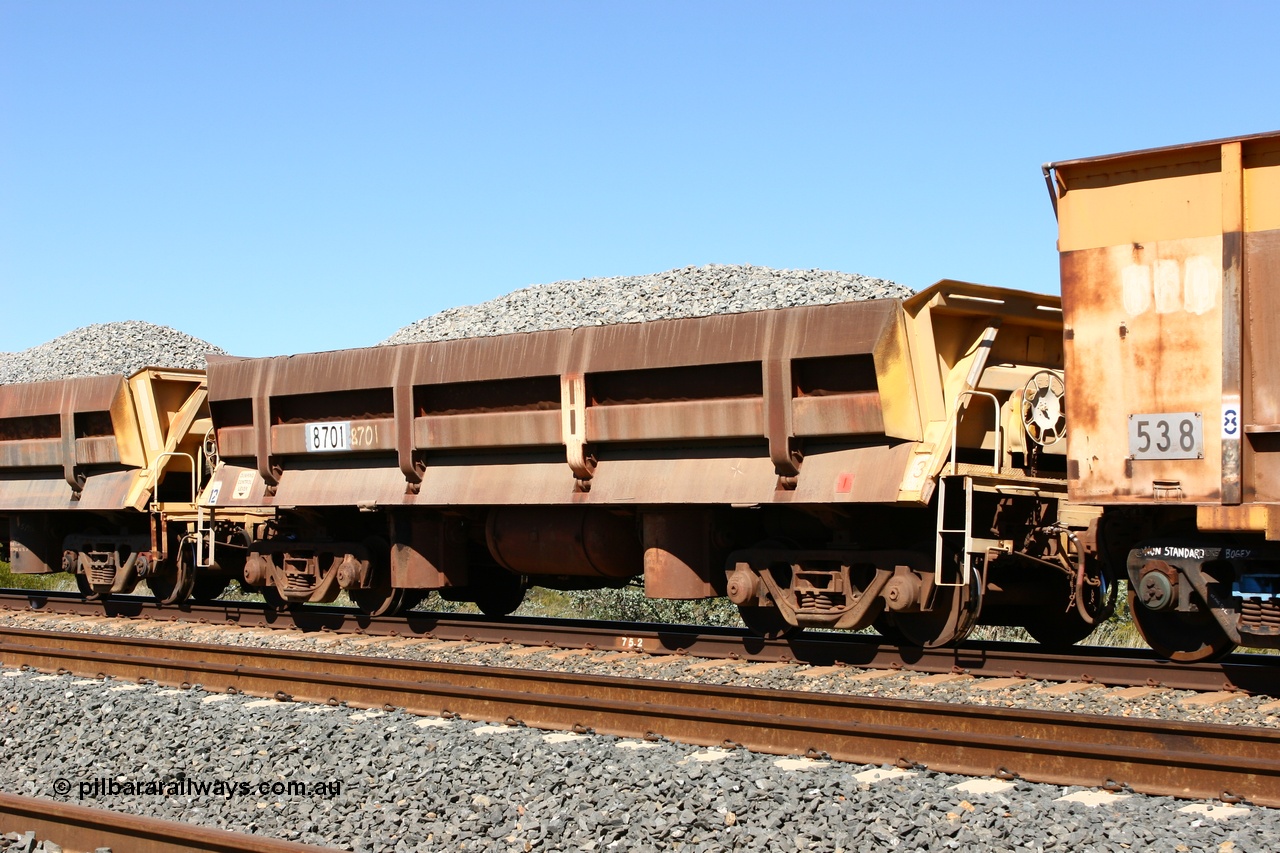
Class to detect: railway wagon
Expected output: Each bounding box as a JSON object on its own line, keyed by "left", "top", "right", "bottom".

{"left": 198, "top": 280, "right": 1109, "bottom": 647}
{"left": 1047, "top": 129, "right": 1280, "bottom": 660}
{"left": 0, "top": 368, "right": 243, "bottom": 602}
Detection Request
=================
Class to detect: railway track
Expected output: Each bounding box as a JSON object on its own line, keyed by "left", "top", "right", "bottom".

{"left": 2, "top": 624, "right": 1278, "bottom": 808}
{"left": 0, "top": 792, "right": 339, "bottom": 853}
{"left": 2, "top": 588, "right": 1276, "bottom": 696}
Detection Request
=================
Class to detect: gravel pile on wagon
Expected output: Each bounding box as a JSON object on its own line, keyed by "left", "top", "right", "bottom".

{"left": 0, "top": 321, "right": 225, "bottom": 385}
{"left": 382, "top": 264, "right": 911, "bottom": 345}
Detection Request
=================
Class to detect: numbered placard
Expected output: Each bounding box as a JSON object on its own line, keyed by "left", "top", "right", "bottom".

{"left": 305, "top": 421, "right": 351, "bottom": 452}
{"left": 1128, "top": 412, "right": 1203, "bottom": 460}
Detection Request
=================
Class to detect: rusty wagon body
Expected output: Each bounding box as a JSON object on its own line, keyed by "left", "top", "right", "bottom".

{"left": 1047, "top": 129, "right": 1280, "bottom": 659}
{"left": 176, "top": 280, "right": 1099, "bottom": 645}
{"left": 0, "top": 368, "right": 234, "bottom": 599}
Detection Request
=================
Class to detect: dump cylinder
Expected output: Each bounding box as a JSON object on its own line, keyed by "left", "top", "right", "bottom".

{"left": 484, "top": 507, "right": 641, "bottom": 578}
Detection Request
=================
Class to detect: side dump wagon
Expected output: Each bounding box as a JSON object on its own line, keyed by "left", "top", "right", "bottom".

{"left": 199, "top": 281, "right": 1106, "bottom": 646}
{"left": 0, "top": 368, "right": 226, "bottom": 599}
{"left": 1047, "top": 129, "right": 1280, "bottom": 659}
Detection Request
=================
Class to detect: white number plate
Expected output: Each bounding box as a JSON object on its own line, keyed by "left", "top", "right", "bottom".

{"left": 305, "top": 421, "right": 351, "bottom": 452}
{"left": 1128, "top": 412, "right": 1203, "bottom": 460}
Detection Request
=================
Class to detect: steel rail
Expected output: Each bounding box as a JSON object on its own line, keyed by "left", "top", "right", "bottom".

{"left": 2, "top": 589, "right": 1277, "bottom": 695}
{"left": 0, "top": 792, "right": 341, "bottom": 853}
{"left": 2, "top": 626, "right": 1278, "bottom": 808}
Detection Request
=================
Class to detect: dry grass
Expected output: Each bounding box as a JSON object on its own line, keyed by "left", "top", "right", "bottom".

{"left": 0, "top": 561, "right": 77, "bottom": 593}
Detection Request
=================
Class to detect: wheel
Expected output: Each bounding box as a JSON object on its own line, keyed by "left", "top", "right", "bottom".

{"left": 190, "top": 576, "right": 231, "bottom": 603}
{"left": 149, "top": 537, "right": 201, "bottom": 605}
{"left": 1023, "top": 607, "right": 1098, "bottom": 648}
{"left": 1023, "top": 556, "right": 1118, "bottom": 649}
{"left": 888, "top": 570, "right": 980, "bottom": 648}
{"left": 351, "top": 585, "right": 415, "bottom": 617}
{"left": 473, "top": 571, "right": 526, "bottom": 617}
{"left": 74, "top": 572, "right": 103, "bottom": 601}
{"left": 347, "top": 537, "right": 416, "bottom": 617}
{"left": 1128, "top": 588, "right": 1236, "bottom": 662}
{"left": 149, "top": 566, "right": 193, "bottom": 606}
{"left": 258, "top": 584, "right": 286, "bottom": 609}
{"left": 737, "top": 605, "right": 803, "bottom": 640}
{"left": 870, "top": 615, "right": 910, "bottom": 646}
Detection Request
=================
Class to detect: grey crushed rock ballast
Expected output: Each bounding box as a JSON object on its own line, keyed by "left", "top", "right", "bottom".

{"left": 381, "top": 264, "right": 911, "bottom": 345}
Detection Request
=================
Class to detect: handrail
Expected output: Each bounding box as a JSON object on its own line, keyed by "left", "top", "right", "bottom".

{"left": 949, "top": 390, "right": 1002, "bottom": 475}
{"left": 147, "top": 450, "right": 213, "bottom": 569}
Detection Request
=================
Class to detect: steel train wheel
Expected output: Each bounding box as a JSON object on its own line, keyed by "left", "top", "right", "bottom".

{"left": 737, "top": 605, "right": 803, "bottom": 640}
{"left": 349, "top": 537, "right": 415, "bottom": 617}
{"left": 1023, "top": 608, "right": 1098, "bottom": 648}
{"left": 1023, "top": 557, "right": 1118, "bottom": 649}
{"left": 351, "top": 585, "right": 415, "bottom": 617}
{"left": 870, "top": 617, "right": 909, "bottom": 646}
{"left": 473, "top": 571, "right": 527, "bottom": 617}
{"left": 149, "top": 541, "right": 197, "bottom": 605}
{"left": 888, "top": 571, "right": 980, "bottom": 649}
{"left": 74, "top": 572, "right": 103, "bottom": 601}
{"left": 1127, "top": 588, "right": 1236, "bottom": 662}
{"left": 190, "top": 576, "right": 230, "bottom": 602}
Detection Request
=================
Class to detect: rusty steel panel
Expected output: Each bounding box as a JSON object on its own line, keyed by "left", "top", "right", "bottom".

{"left": 271, "top": 462, "right": 408, "bottom": 507}
{"left": 0, "top": 439, "right": 60, "bottom": 468}
{"left": 1053, "top": 131, "right": 1280, "bottom": 508}
{"left": 0, "top": 374, "right": 123, "bottom": 419}
{"left": 790, "top": 443, "right": 916, "bottom": 504}
{"left": 1245, "top": 229, "right": 1280, "bottom": 502}
{"left": 586, "top": 399, "right": 763, "bottom": 443}
{"left": 418, "top": 410, "right": 561, "bottom": 449}
{"left": 1245, "top": 230, "right": 1280, "bottom": 432}
{"left": 214, "top": 425, "right": 256, "bottom": 459}
{"left": 584, "top": 451, "right": 780, "bottom": 505}
{"left": 207, "top": 300, "right": 899, "bottom": 403}
{"left": 792, "top": 393, "right": 884, "bottom": 437}
{"left": 271, "top": 419, "right": 396, "bottom": 454}
{"left": 0, "top": 471, "right": 79, "bottom": 509}
{"left": 74, "top": 435, "right": 121, "bottom": 466}
{"left": 0, "top": 469, "right": 136, "bottom": 511}
{"left": 413, "top": 454, "right": 577, "bottom": 505}
{"left": 1061, "top": 238, "right": 1225, "bottom": 503}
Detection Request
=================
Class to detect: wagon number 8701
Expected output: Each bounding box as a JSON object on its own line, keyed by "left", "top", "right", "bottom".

{"left": 1128, "top": 412, "right": 1202, "bottom": 460}
{"left": 304, "top": 421, "right": 377, "bottom": 452}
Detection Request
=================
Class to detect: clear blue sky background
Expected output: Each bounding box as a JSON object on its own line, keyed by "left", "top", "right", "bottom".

{"left": 2, "top": 2, "right": 1276, "bottom": 358}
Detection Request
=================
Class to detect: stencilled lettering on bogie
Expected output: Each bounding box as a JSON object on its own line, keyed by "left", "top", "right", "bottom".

{"left": 1140, "top": 546, "right": 1208, "bottom": 560}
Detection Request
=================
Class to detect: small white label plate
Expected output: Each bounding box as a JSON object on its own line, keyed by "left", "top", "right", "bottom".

{"left": 305, "top": 421, "right": 351, "bottom": 452}
{"left": 232, "top": 470, "right": 256, "bottom": 499}
{"left": 1128, "top": 412, "right": 1203, "bottom": 460}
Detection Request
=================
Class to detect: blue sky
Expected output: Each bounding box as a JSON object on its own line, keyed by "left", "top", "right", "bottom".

{"left": 2, "top": 2, "right": 1276, "bottom": 358}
